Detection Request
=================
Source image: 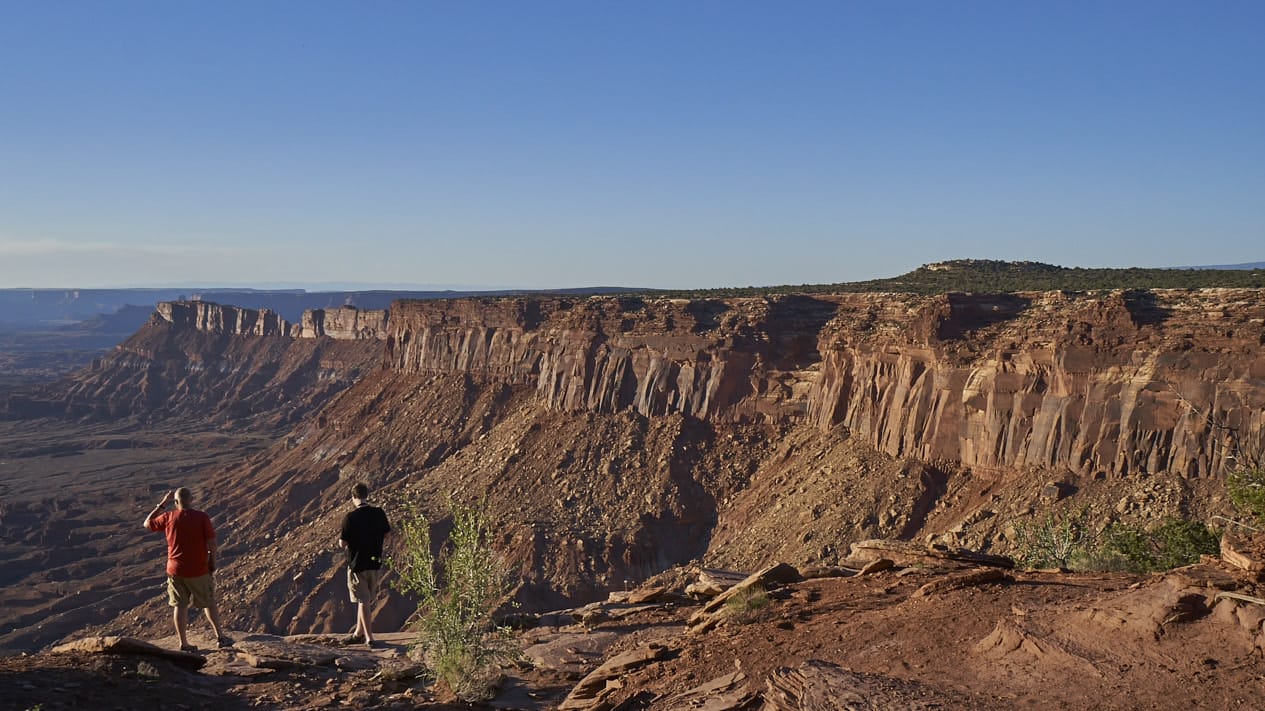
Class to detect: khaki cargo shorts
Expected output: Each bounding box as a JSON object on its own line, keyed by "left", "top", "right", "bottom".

{"left": 167, "top": 573, "right": 214, "bottom": 608}
{"left": 347, "top": 568, "right": 383, "bottom": 604}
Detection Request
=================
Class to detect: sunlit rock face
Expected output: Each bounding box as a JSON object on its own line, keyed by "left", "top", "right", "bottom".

{"left": 12, "top": 290, "right": 1264, "bottom": 478}
{"left": 386, "top": 290, "right": 1265, "bottom": 479}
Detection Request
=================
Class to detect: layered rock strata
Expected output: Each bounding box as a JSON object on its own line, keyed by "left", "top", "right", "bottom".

{"left": 156, "top": 301, "right": 388, "bottom": 340}
{"left": 385, "top": 290, "right": 1265, "bottom": 479}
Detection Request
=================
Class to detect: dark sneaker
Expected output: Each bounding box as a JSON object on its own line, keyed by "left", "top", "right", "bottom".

{"left": 216, "top": 636, "right": 235, "bottom": 648}
{"left": 341, "top": 634, "right": 365, "bottom": 645}
{"left": 366, "top": 639, "right": 383, "bottom": 649}
{"left": 179, "top": 644, "right": 199, "bottom": 653}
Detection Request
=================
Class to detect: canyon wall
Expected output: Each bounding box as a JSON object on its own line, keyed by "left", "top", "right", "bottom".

{"left": 4, "top": 302, "right": 387, "bottom": 425}
{"left": 155, "top": 301, "right": 388, "bottom": 339}
{"left": 11, "top": 291, "right": 1264, "bottom": 476}
{"left": 386, "top": 290, "right": 1265, "bottom": 480}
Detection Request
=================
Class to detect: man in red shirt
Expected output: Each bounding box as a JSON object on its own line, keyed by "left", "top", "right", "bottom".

{"left": 144, "top": 487, "right": 232, "bottom": 651}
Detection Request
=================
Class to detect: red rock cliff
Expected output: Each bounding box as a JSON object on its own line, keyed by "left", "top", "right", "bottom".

{"left": 156, "top": 301, "right": 387, "bottom": 339}
{"left": 385, "top": 291, "right": 1265, "bottom": 479}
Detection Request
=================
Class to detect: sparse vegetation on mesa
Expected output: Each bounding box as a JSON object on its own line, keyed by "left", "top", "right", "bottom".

{"left": 653, "top": 260, "right": 1265, "bottom": 298}
{"left": 390, "top": 499, "right": 519, "bottom": 702}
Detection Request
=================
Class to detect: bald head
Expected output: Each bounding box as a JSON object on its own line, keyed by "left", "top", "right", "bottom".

{"left": 174, "top": 487, "right": 192, "bottom": 508}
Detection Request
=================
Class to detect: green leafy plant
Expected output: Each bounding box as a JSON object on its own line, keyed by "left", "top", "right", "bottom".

{"left": 1228, "top": 467, "right": 1265, "bottom": 527}
{"left": 391, "top": 499, "right": 518, "bottom": 702}
{"left": 1097, "top": 518, "right": 1220, "bottom": 573}
{"left": 1012, "top": 508, "right": 1093, "bottom": 569}
{"left": 722, "top": 584, "right": 769, "bottom": 624}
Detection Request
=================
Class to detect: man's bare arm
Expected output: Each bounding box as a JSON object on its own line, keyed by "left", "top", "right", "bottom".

{"left": 143, "top": 490, "right": 174, "bottom": 530}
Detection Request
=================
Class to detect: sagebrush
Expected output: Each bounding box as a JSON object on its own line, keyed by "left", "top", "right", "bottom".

{"left": 1228, "top": 467, "right": 1265, "bottom": 527}
{"left": 1095, "top": 518, "right": 1220, "bottom": 573}
{"left": 1012, "top": 508, "right": 1093, "bottom": 569}
{"left": 1012, "top": 508, "right": 1218, "bottom": 573}
{"left": 391, "top": 499, "right": 518, "bottom": 702}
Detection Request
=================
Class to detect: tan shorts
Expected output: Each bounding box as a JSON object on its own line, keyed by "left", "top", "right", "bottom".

{"left": 168, "top": 574, "right": 214, "bottom": 608}
{"left": 348, "top": 568, "right": 383, "bottom": 604}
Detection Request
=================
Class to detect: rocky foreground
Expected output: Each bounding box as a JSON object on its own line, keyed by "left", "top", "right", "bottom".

{"left": 6, "top": 539, "right": 1265, "bottom": 710}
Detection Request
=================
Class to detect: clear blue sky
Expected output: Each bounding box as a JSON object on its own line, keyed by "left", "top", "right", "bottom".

{"left": 1, "top": 2, "right": 1262, "bottom": 289}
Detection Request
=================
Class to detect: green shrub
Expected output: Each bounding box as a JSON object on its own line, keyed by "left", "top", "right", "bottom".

{"left": 1098, "top": 518, "right": 1220, "bottom": 573}
{"left": 1012, "top": 508, "right": 1219, "bottom": 574}
{"left": 1228, "top": 467, "right": 1265, "bottom": 527}
{"left": 391, "top": 500, "right": 518, "bottom": 702}
{"left": 1012, "top": 508, "right": 1093, "bottom": 569}
{"left": 722, "top": 584, "right": 769, "bottom": 624}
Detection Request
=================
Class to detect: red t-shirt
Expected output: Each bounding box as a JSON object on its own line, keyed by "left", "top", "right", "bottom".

{"left": 149, "top": 508, "right": 215, "bottom": 578}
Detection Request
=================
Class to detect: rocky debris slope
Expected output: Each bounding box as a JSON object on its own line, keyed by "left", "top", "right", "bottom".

{"left": 545, "top": 550, "right": 1265, "bottom": 709}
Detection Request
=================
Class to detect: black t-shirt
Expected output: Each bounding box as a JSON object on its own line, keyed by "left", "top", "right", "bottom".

{"left": 340, "top": 505, "right": 391, "bottom": 572}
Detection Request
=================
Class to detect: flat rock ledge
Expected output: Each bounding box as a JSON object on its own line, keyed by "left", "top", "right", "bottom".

{"left": 49, "top": 636, "right": 206, "bottom": 669}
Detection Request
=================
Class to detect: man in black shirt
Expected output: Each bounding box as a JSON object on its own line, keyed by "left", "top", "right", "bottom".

{"left": 338, "top": 482, "right": 391, "bottom": 647}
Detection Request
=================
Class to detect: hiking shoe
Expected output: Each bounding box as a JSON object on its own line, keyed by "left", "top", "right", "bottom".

{"left": 341, "top": 634, "right": 365, "bottom": 645}
{"left": 216, "top": 636, "right": 235, "bottom": 648}
{"left": 366, "top": 639, "right": 382, "bottom": 650}
{"left": 179, "top": 644, "right": 199, "bottom": 653}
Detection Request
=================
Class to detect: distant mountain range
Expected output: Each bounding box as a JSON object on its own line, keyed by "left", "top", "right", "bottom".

{"left": 1182, "top": 261, "right": 1265, "bottom": 270}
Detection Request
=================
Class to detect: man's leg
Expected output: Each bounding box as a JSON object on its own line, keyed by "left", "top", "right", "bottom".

{"left": 173, "top": 605, "right": 189, "bottom": 648}
{"left": 203, "top": 597, "right": 227, "bottom": 641}
{"left": 356, "top": 601, "right": 374, "bottom": 643}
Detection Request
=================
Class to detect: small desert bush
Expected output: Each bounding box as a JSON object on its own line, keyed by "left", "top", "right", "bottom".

{"left": 391, "top": 499, "right": 518, "bottom": 702}
{"left": 1228, "top": 467, "right": 1265, "bottom": 527}
{"left": 1012, "top": 508, "right": 1093, "bottom": 569}
{"left": 723, "top": 585, "right": 770, "bottom": 624}
{"left": 1094, "top": 518, "right": 1220, "bottom": 573}
{"left": 1012, "top": 508, "right": 1218, "bottom": 573}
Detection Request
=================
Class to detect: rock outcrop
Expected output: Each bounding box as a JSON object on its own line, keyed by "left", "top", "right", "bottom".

{"left": 156, "top": 301, "right": 388, "bottom": 340}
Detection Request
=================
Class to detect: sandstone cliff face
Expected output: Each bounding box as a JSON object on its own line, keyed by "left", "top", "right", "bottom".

{"left": 156, "top": 301, "right": 387, "bottom": 340}
{"left": 386, "top": 296, "right": 832, "bottom": 423}
{"left": 385, "top": 291, "right": 1265, "bottom": 479}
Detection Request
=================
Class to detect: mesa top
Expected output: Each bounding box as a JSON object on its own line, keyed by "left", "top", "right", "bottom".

{"left": 148, "top": 508, "right": 215, "bottom": 578}
{"left": 340, "top": 504, "right": 391, "bottom": 572}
